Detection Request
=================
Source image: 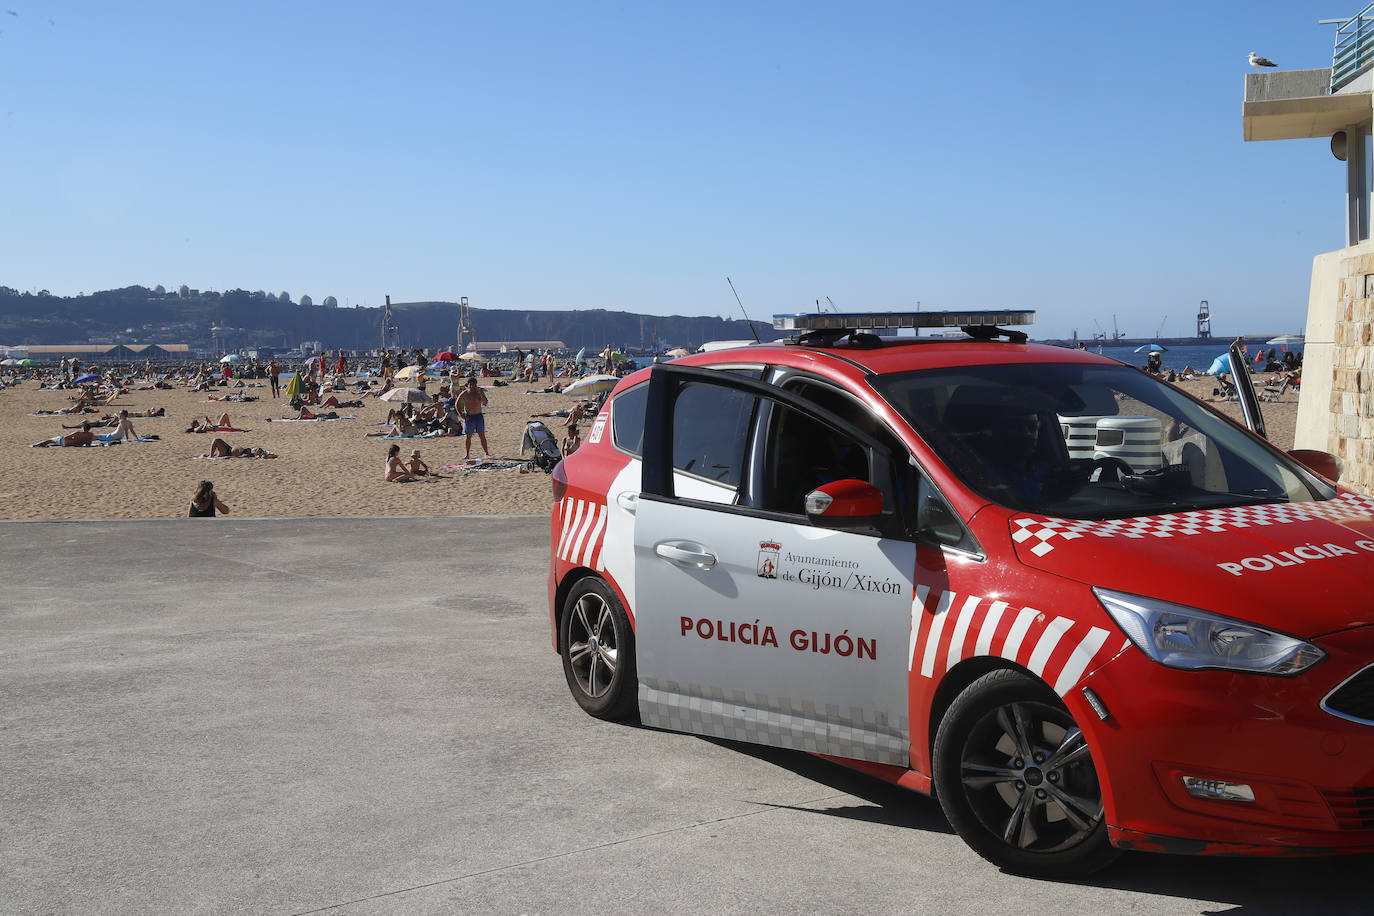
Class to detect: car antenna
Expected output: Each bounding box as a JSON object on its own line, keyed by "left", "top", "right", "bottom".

{"left": 726, "top": 276, "right": 762, "bottom": 343}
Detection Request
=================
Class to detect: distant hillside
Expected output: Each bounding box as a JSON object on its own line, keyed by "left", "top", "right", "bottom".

{"left": 0, "top": 286, "right": 773, "bottom": 351}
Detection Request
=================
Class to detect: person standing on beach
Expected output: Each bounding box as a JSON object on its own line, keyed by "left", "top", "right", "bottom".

{"left": 382, "top": 349, "right": 393, "bottom": 380}
{"left": 269, "top": 359, "right": 280, "bottom": 398}
{"left": 458, "top": 376, "right": 490, "bottom": 458}
{"left": 336, "top": 351, "right": 347, "bottom": 377}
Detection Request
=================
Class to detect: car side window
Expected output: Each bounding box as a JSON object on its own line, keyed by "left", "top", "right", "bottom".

{"left": 672, "top": 382, "right": 755, "bottom": 489}
{"left": 611, "top": 383, "right": 648, "bottom": 456}
{"left": 758, "top": 402, "right": 871, "bottom": 515}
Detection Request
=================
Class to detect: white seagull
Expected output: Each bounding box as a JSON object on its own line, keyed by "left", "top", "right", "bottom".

{"left": 1249, "top": 51, "right": 1278, "bottom": 68}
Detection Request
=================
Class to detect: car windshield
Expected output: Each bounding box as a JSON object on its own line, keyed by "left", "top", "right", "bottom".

{"left": 871, "top": 361, "right": 1334, "bottom": 519}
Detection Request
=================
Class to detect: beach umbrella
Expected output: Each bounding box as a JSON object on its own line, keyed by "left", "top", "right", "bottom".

{"left": 1266, "top": 335, "right": 1305, "bottom": 348}
{"left": 666, "top": 347, "right": 690, "bottom": 358}
{"left": 18, "top": 358, "right": 34, "bottom": 365}
{"left": 1206, "top": 352, "right": 1232, "bottom": 376}
{"left": 0, "top": 358, "right": 17, "bottom": 366}
{"left": 379, "top": 386, "right": 432, "bottom": 404}
{"left": 219, "top": 353, "right": 242, "bottom": 363}
{"left": 394, "top": 365, "right": 422, "bottom": 381}
{"left": 74, "top": 372, "right": 100, "bottom": 384}
{"left": 434, "top": 351, "right": 458, "bottom": 362}
{"left": 284, "top": 371, "right": 306, "bottom": 397}
{"left": 574, "top": 347, "right": 586, "bottom": 363}
{"left": 1133, "top": 344, "right": 1167, "bottom": 353}
{"left": 563, "top": 373, "right": 619, "bottom": 397}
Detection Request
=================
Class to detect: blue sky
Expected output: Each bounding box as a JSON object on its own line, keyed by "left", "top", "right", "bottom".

{"left": 0, "top": 0, "right": 1352, "bottom": 337}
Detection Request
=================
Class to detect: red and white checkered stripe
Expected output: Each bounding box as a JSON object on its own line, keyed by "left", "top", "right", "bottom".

{"left": 907, "top": 585, "right": 1123, "bottom": 695}
{"left": 1012, "top": 491, "right": 1374, "bottom": 557}
{"left": 556, "top": 497, "right": 608, "bottom": 569}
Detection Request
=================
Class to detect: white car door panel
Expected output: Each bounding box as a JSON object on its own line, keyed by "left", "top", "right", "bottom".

{"left": 634, "top": 495, "right": 915, "bottom": 766}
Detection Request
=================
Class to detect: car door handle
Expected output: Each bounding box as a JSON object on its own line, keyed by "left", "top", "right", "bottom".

{"left": 654, "top": 541, "right": 717, "bottom": 569}
{"left": 616, "top": 491, "right": 639, "bottom": 514}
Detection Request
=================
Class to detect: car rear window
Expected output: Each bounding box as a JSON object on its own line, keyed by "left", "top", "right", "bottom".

{"left": 611, "top": 383, "right": 648, "bottom": 455}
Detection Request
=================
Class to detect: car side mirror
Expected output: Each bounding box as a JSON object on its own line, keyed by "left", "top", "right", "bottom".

{"left": 804, "top": 479, "right": 885, "bottom": 531}
{"left": 1288, "top": 448, "right": 1343, "bottom": 483}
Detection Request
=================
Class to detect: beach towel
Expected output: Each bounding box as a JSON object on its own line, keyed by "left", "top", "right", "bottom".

{"left": 439, "top": 459, "right": 525, "bottom": 471}
{"left": 192, "top": 453, "right": 277, "bottom": 460}
{"left": 185, "top": 426, "right": 251, "bottom": 433}
{"left": 374, "top": 431, "right": 445, "bottom": 440}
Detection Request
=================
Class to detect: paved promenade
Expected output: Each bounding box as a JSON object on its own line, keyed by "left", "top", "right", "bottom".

{"left": 2, "top": 516, "right": 1370, "bottom": 914}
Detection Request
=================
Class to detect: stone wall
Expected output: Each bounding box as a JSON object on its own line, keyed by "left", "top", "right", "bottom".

{"left": 1299, "top": 241, "right": 1374, "bottom": 494}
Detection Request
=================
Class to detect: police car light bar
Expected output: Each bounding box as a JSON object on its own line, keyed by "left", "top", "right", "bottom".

{"left": 772, "top": 310, "right": 1035, "bottom": 332}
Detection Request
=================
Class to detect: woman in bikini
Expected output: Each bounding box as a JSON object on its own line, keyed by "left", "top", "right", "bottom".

{"left": 384, "top": 444, "right": 419, "bottom": 482}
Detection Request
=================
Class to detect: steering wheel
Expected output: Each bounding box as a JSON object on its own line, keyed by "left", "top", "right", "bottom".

{"left": 1091, "top": 456, "right": 1134, "bottom": 482}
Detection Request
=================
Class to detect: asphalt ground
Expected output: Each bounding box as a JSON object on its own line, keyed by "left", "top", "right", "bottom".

{"left": 3, "top": 516, "right": 1371, "bottom": 915}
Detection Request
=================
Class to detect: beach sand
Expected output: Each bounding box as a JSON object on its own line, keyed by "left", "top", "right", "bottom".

{"left": 0, "top": 373, "right": 1300, "bottom": 521}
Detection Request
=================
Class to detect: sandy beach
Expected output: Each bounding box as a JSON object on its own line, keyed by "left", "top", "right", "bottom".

{"left": 0, "top": 372, "right": 1300, "bottom": 521}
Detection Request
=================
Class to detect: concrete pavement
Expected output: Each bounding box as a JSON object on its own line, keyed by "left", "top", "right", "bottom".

{"left": 2, "top": 516, "right": 1371, "bottom": 914}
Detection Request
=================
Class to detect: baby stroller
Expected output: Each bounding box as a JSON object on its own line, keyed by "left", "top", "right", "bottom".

{"left": 521, "top": 420, "right": 563, "bottom": 473}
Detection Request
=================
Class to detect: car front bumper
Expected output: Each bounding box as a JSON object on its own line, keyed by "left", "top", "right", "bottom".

{"left": 1071, "top": 625, "right": 1374, "bottom": 855}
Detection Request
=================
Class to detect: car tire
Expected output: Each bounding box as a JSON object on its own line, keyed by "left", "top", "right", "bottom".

{"left": 560, "top": 577, "right": 638, "bottom": 721}
{"left": 933, "top": 668, "right": 1119, "bottom": 877}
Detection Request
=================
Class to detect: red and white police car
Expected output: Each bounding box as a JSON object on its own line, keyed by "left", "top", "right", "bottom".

{"left": 547, "top": 310, "right": 1374, "bottom": 876}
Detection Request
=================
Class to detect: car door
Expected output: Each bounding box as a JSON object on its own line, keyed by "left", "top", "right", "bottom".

{"left": 632, "top": 364, "right": 917, "bottom": 767}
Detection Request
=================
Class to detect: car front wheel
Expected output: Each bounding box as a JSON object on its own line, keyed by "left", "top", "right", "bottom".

{"left": 933, "top": 668, "right": 1119, "bottom": 877}
{"left": 559, "top": 577, "right": 638, "bottom": 721}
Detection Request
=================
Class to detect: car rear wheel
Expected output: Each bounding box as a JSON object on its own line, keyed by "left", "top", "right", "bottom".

{"left": 560, "top": 577, "right": 638, "bottom": 721}
{"left": 933, "top": 668, "right": 1119, "bottom": 877}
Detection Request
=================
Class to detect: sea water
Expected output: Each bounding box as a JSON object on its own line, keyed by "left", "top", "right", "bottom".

{"left": 1075, "top": 338, "right": 1296, "bottom": 374}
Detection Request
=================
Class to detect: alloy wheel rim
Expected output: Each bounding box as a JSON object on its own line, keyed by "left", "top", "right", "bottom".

{"left": 958, "top": 700, "right": 1103, "bottom": 853}
{"left": 568, "top": 593, "right": 618, "bottom": 698}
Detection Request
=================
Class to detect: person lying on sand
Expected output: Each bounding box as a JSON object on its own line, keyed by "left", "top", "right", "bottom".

{"left": 285, "top": 407, "right": 339, "bottom": 421}
{"left": 363, "top": 379, "right": 395, "bottom": 398}
{"left": 32, "top": 422, "right": 97, "bottom": 447}
{"left": 186, "top": 413, "right": 234, "bottom": 433}
{"left": 319, "top": 395, "right": 363, "bottom": 408}
{"left": 201, "top": 438, "right": 271, "bottom": 459}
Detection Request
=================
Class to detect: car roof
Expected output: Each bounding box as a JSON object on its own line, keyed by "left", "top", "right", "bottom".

{"left": 657, "top": 338, "right": 1115, "bottom": 379}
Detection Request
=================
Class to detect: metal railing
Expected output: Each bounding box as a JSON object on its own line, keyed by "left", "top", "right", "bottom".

{"left": 1330, "top": 3, "right": 1374, "bottom": 92}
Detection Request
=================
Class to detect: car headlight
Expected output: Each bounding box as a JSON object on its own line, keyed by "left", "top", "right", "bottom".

{"left": 1093, "top": 588, "right": 1325, "bottom": 676}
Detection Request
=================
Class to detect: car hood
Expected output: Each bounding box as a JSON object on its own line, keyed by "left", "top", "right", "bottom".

{"left": 1007, "top": 493, "right": 1374, "bottom": 638}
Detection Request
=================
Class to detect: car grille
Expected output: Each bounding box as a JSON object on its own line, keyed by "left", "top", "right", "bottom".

{"left": 1322, "top": 788, "right": 1374, "bottom": 830}
{"left": 1322, "top": 664, "right": 1374, "bottom": 725}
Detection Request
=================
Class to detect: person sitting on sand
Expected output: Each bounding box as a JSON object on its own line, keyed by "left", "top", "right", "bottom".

{"left": 384, "top": 444, "right": 419, "bottom": 482}
{"left": 32, "top": 422, "right": 97, "bottom": 447}
{"left": 562, "top": 426, "right": 581, "bottom": 456}
{"left": 104, "top": 410, "right": 139, "bottom": 442}
{"left": 188, "top": 480, "right": 229, "bottom": 517}
{"left": 406, "top": 449, "right": 431, "bottom": 476}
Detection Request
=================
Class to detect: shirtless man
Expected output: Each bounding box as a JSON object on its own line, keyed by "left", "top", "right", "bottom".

{"left": 32, "top": 421, "right": 97, "bottom": 447}
{"left": 458, "top": 376, "right": 490, "bottom": 458}
{"left": 105, "top": 410, "right": 139, "bottom": 442}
